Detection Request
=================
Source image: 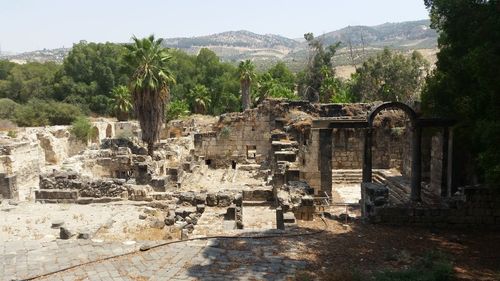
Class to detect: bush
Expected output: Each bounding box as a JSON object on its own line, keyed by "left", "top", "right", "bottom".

{"left": 14, "top": 99, "right": 82, "bottom": 127}
{"left": 70, "top": 117, "right": 96, "bottom": 143}
{"left": 0, "top": 98, "right": 19, "bottom": 120}
{"left": 7, "top": 130, "right": 17, "bottom": 138}
{"left": 375, "top": 251, "right": 453, "bottom": 281}
{"left": 165, "top": 100, "right": 190, "bottom": 121}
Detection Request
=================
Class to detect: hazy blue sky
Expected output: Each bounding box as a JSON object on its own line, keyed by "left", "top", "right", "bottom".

{"left": 0, "top": 0, "right": 429, "bottom": 53}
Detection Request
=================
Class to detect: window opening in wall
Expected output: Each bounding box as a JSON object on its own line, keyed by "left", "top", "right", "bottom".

{"left": 246, "top": 145, "right": 257, "bottom": 159}
{"left": 251, "top": 126, "right": 255, "bottom": 131}
{"left": 302, "top": 158, "right": 306, "bottom": 166}
{"left": 231, "top": 160, "right": 237, "bottom": 169}
{"left": 205, "top": 159, "right": 212, "bottom": 166}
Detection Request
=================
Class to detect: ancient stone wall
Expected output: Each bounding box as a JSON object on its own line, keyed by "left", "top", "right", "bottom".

{"left": 0, "top": 141, "right": 44, "bottom": 200}
{"left": 363, "top": 183, "right": 500, "bottom": 229}
{"left": 194, "top": 107, "right": 273, "bottom": 167}
{"left": 331, "top": 128, "right": 406, "bottom": 170}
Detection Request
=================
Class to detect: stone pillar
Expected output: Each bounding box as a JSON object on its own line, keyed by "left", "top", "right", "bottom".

{"left": 440, "top": 127, "right": 449, "bottom": 197}
{"left": 362, "top": 128, "right": 373, "bottom": 183}
{"left": 319, "top": 129, "right": 332, "bottom": 196}
{"left": 410, "top": 125, "right": 422, "bottom": 202}
{"left": 447, "top": 128, "right": 454, "bottom": 196}
{"left": 276, "top": 207, "right": 285, "bottom": 230}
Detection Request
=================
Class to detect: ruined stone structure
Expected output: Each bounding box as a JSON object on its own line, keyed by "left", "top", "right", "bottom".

{"left": 1, "top": 98, "right": 498, "bottom": 233}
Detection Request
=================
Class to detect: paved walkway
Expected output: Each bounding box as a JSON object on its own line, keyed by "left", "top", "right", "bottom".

{"left": 1, "top": 237, "right": 307, "bottom": 281}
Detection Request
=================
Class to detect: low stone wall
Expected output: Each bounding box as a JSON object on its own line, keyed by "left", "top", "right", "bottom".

{"left": 362, "top": 183, "right": 500, "bottom": 229}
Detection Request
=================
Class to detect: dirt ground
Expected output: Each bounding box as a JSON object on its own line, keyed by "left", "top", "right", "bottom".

{"left": 287, "top": 218, "right": 500, "bottom": 281}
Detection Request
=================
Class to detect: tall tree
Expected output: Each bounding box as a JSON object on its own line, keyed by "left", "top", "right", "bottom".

{"left": 351, "top": 48, "right": 429, "bottom": 103}
{"left": 125, "top": 35, "right": 175, "bottom": 156}
{"left": 422, "top": 0, "right": 500, "bottom": 184}
{"left": 238, "top": 59, "right": 256, "bottom": 110}
{"left": 299, "top": 33, "right": 340, "bottom": 102}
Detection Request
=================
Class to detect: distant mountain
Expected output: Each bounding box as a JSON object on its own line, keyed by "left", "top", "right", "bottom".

{"left": 0, "top": 48, "right": 70, "bottom": 64}
{"left": 1, "top": 20, "right": 437, "bottom": 74}
{"left": 318, "top": 19, "right": 437, "bottom": 49}
{"left": 163, "top": 30, "right": 299, "bottom": 49}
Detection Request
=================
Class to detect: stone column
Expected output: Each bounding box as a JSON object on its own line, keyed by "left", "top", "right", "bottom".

{"left": 440, "top": 127, "right": 449, "bottom": 197}
{"left": 362, "top": 128, "right": 373, "bottom": 183}
{"left": 447, "top": 128, "right": 454, "bottom": 196}
{"left": 276, "top": 207, "right": 285, "bottom": 230}
{"left": 319, "top": 129, "right": 332, "bottom": 196}
{"left": 410, "top": 125, "right": 422, "bottom": 202}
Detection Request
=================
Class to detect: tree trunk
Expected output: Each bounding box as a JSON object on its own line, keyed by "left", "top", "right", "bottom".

{"left": 241, "top": 80, "right": 251, "bottom": 110}
{"left": 147, "top": 141, "right": 154, "bottom": 157}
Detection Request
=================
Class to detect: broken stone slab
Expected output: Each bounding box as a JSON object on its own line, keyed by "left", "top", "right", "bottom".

{"left": 196, "top": 204, "right": 205, "bottom": 213}
{"left": 164, "top": 213, "right": 175, "bottom": 226}
{"left": 217, "top": 192, "right": 233, "bottom": 207}
{"left": 175, "top": 206, "right": 197, "bottom": 218}
{"left": 301, "top": 195, "right": 314, "bottom": 206}
{"left": 175, "top": 221, "right": 188, "bottom": 230}
{"left": 206, "top": 193, "right": 217, "bottom": 206}
{"left": 77, "top": 229, "right": 91, "bottom": 240}
{"left": 60, "top": 227, "right": 73, "bottom": 239}
{"left": 181, "top": 229, "right": 189, "bottom": 240}
{"left": 178, "top": 192, "right": 195, "bottom": 204}
{"left": 184, "top": 223, "right": 194, "bottom": 232}
{"left": 150, "top": 218, "right": 165, "bottom": 229}
{"left": 51, "top": 220, "right": 65, "bottom": 228}
{"left": 195, "top": 193, "right": 207, "bottom": 204}
{"left": 233, "top": 193, "right": 243, "bottom": 206}
{"left": 284, "top": 212, "right": 296, "bottom": 224}
{"left": 76, "top": 197, "right": 93, "bottom": 205}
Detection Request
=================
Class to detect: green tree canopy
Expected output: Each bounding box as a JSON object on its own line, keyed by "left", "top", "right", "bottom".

{"left": 422, "top": 0, "right": 500, "bottom": 184}
{"left": 0, "top": 62, "right": 60, "bottom": 103}
{"left": 54, "top": 41, "right": 129, "bottom": 114}
{"left": 299, "top": 33, "right": 341, "bottom": 103}
{"left": 351, "top": 48, "right": 429, "bottom": 103}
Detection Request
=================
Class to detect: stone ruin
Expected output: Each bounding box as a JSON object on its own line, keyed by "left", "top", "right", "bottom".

{"left": 1, "top": 99, "right": 499, "bottom": 240}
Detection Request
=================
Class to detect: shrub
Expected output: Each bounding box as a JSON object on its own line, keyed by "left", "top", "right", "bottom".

{"left": 0, "top": 98, "right": 19, "bottom": 120}
{"left": 70, "top": 117, "right": 96, "bottom": 143}
{"left": 165, "top": 100, "right": 190, "bottom": 121}
{"left": 14, "top": 99, "right": 82, "bottom": 127}
{"left": 7, "top": 130, "right": 17, "bottom": 138}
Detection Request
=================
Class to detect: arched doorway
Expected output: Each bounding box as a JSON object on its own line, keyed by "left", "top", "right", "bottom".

{"left": 105, "top": 124, "right": 113, "bottom": 138}
{"left": 363, "top": 102, "right": 422, "bottom": 202}
{"left": 91, "top": 127, "right": 100, "bottom": 144}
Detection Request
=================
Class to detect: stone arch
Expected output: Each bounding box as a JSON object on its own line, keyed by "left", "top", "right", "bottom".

{"left": 363, "top": 102, "right": 422, "bottom": 202}
{"left": 368, "top": 102, "right": 418, "bottom": 128}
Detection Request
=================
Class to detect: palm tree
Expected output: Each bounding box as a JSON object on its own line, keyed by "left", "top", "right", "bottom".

{"left": 238, "top": 60, "right": 256, "bottom": 110}
{"left": 124, "top": 35, "right": 175, "bottom": 156}
{"left": 111, "top": 85, "right": 133, "bottom": 121}
{"left": 189, "top": 84, "right": 211, "bottom": 114}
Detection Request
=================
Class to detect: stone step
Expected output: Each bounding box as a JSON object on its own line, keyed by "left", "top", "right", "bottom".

{"left": 242, "top": 200, "right": 272, "bottom": 206}
{"left": 284, "top": 212, "right": 296, "bottom": 224}
{"left": 149, "top": 192, "right": 172, "bottom": 200}
{"left": 242, "top": 189, "right": 273, "bottom": 201}
{"left": 35, "top": 189, "right": 79, "bottom": 200}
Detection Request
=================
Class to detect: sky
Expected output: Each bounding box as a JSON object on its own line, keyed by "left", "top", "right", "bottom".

{"left": 0, "top": 0, "right": 430, "bottom": 53}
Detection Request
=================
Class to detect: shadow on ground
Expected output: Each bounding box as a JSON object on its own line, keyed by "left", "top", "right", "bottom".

{"left": 186, "top": 217, "right": 500, "bottom": 281}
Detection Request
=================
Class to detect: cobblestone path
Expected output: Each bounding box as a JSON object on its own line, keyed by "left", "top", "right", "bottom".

{"left": 1, "top": 238, "right": 307, "bottom": 281}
